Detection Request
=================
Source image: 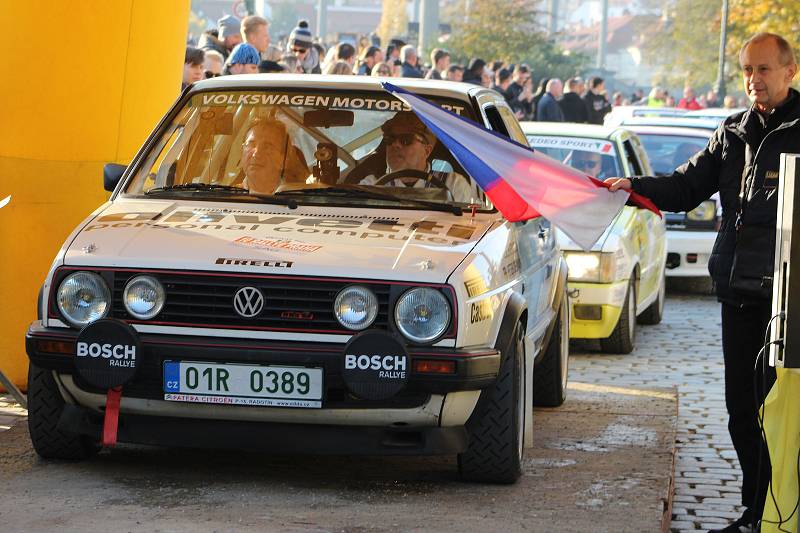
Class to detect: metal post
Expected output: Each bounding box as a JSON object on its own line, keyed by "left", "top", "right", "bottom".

{"left": 418, "top": 0, "right": 439, "bottom": 58}
{"left": 316, "top": 0, "right": 328, "bottom": 43}
{"left": 549, "top": 0, "right": 559, "bottom": 35}
{"left": 715, "top": 0, "right": 729, "bottom": 101}
{"left": 596, "top": 0, "right": 608, "bottom": 70}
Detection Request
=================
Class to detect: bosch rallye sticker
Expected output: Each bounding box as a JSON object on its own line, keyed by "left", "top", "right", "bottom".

{"left": 342, "top": 331, "right": 409, "bottom": 401}
{"left": 75, "top": 319, "right": 140, "bottom": 389}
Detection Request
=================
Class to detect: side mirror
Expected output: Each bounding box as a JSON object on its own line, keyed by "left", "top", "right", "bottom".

{"left": 103, "top": 163, "right": 127, "bottom": 192}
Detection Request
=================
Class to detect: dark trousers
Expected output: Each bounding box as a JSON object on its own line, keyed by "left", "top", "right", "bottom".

{"left": 720, "top": 301, "right": 777, "bottom": 518}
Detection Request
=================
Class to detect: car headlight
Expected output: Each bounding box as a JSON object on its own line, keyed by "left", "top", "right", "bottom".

{"left": 123, "top": 275, "right": 166, "bottom": 320}
{"left": 687, "top": 200, "right": 716, "bottom": 222}
{"left": 564, "top": 252, "right": 617, "bottom": 283}
{"left": 394, "top": 288, "right": 451, "bottom": 343}
{"left": 334, "top": 285, "right": 378, "bottom": 330}
{"left": 56, "top": 271, "right": 111, "bottom": 327}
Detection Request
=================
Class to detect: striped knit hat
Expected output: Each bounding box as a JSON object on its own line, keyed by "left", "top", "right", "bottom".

{"left": 289, "top": 20, "right": 313, "bottom": 50}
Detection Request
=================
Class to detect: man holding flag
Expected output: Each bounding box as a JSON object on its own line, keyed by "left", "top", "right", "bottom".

{"left": 607, "top": 33, "right": 799, "bottom": 533}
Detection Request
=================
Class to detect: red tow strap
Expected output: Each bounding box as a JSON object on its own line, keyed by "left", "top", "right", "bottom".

{"left": 102, "top": 387, "right": 123, "bottom": 447}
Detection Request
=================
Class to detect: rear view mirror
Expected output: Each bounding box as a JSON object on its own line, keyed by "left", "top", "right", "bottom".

{"left": 104, "top": 163, "right": 126, "bottom": 192}
{"left": 303, "top": 109, "right": 354, "bottom": 128}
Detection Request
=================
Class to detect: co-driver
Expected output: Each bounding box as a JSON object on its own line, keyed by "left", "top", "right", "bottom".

{"left": 361, "top": 112, "right": 476, "bottom": 203}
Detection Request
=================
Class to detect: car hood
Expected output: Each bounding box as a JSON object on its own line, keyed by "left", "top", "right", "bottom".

{"left": 64, "top": 199, "right": 496, "bottom": 283}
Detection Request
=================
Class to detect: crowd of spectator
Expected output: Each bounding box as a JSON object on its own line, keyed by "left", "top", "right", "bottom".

{"left": 182, "top": 14, "right": 751, "bottom": 124}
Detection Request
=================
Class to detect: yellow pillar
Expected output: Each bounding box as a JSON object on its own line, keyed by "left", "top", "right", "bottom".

{"left": 0, "top": 1, "right": 190, "bottom": 389}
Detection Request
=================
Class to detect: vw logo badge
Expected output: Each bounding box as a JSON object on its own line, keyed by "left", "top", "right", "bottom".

{"left": 233, "top": 287, "right": 264, "bottom": 318}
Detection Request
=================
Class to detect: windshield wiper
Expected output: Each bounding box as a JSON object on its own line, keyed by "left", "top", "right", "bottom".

{"left": 145, "top": 183, "right": 250, "bottom": 194}
{"left": 144, "top": 184, "right": 298, "bottom": 209}
{"left": 276, "top": 185, "right": 462, "bottom": 216}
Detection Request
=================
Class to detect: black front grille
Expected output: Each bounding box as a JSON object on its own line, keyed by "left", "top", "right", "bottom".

{"left": 112, "top": 272, "right": 392, "bottom": 333}
{"left": 49, "top": 267, "right": 456, "bottom": 338}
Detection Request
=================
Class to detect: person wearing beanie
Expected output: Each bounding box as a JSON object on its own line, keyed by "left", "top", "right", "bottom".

{"left": 218, "top": 15, "right": 242, "bottom": 52}
{"left": 224, "top": 43, "right": 260, "bottom": 75}
{"left": 198, "top": 15, "right": 241, "bottom": 60}
{"left": 287, "top": 20, "right": 321, "bottom": 73}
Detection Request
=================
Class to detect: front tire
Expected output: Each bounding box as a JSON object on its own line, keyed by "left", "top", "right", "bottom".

{"left": 600, "top": 277, "right": 636, "bottom": 354}
{"left": 533, "top": 297, "right": 569, "bottom": 407}
{"left": 458, "top": 321, "right": 525, "bottom": 484}
{"left": 28, "top": 363, "right": 99, "bottom": 460}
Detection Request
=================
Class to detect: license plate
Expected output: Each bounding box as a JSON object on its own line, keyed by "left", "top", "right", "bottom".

{"left": 163, "top": 361, "right": 323, "bottom": 408}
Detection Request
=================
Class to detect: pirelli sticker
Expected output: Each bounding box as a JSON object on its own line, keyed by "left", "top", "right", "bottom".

{"left": 527, "top": 136, "right": 615, "bottom": 155}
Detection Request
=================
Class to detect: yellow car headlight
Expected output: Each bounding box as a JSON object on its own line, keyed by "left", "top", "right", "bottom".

{"left": 564, "top": 252, "right": 617, "bottom": 283}
{"left": 687, "top": 200, "right": 716, "bottom": 222}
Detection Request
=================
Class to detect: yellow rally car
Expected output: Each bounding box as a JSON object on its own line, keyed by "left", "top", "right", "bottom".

{"left": 521, "top": 123, "right": 667, "bottom": 354}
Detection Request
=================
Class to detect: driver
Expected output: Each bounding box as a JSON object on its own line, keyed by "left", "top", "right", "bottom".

{"left": 571, "top": 150, "right": 603, "bottom": 179}
{"left": 361, "top": 112, "right": 475, "bottom": 202}
{"left": 240, "top": 118, "right": 308, "bottom": 194}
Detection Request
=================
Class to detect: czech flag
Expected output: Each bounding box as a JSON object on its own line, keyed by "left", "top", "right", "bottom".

{"left": 382, "top": 82, "right": 660, "bottom": 250}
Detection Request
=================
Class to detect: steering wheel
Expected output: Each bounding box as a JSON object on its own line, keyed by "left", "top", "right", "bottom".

{"left": 374, "top": 170, "right": 448, "bottom": 190}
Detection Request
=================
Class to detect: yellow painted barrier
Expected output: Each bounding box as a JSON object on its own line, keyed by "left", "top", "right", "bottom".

{"left": 761, "top": 368, "right": 800, "bottom": 533}
{"left": 0, "top": 1, "right": 190, "bottom": 390}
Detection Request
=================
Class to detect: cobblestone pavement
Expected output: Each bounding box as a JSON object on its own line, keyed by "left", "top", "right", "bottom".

{"left": 570, "top": 287, "right": 742, "bottom": 533}
{"left": 0, "top": 287, "right": 735, "bottom": 532}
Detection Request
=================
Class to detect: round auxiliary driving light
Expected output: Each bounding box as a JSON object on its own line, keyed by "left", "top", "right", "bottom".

{"left": 334, "top": 285, "right": 378, "bottom": 330}
{"left": 123, "top": 275, "right": 166, "bottom": 320}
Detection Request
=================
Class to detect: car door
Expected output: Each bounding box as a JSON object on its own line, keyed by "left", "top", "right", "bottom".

{"left": 477, "top": 96, "right": 558, "bottom": 340}
{"left": 621, "top": 136, "right": 664, "bottom": 308}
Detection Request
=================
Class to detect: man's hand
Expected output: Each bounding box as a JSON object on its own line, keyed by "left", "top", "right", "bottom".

{"left": 604, "top": 177, "right": 632, "bottom": 191}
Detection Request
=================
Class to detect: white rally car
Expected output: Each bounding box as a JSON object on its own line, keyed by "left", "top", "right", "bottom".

{"left": 25, "top": 75, "right": 568, "bottom": 483}
{"left": 627, "top": 125, "right": 718, "bottom": 277}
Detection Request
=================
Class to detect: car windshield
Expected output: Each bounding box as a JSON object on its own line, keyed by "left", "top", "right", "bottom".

{"left": 638, "top": 134, "right": 708, "bottom": 176}
{"left": 123, "top": 89, "right": 493, "bottom": 211}
{"left": 526, "top": 135, "right": 621, "bottom": 180}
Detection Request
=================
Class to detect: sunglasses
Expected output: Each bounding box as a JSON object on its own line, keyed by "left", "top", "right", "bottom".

{"left": 204, "top": 70, "right": 220, "bottom": 78}
{"left": 385, "top": 133, "right": 427, "bottom": 146}
{"left": 574, "top": 160, "right": 601, "bottom": 169}
{"left": 291, "top": 47, "right": 308, "bottom": 54}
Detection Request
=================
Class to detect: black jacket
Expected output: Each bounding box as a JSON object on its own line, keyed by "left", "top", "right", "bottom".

{"left": 507, "top": 82, "right": 532, "bottom": 120}
{"left": 536, "top": 93, "right": 564, "bottom": 122}
{"left": 560, "top": 92, "right": 589, "bottom": 123}
{"left": 583, "top": 91, "right": 612, "bottom": 124}
{"left": 630, "top": 89, "right": 800, "bottom": 305}
{"left": 401, "top": 62, "right": 423, "bottom": 78}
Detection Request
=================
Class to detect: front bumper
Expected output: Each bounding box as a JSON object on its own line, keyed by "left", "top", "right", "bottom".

{"left": 567, "top": 280, "right": 628, "bottom": 339}
{"left": 26, "top": 321, "right": 499, "bottom": 408}
{"left": 665, "top": 230, "right": 715, "bottom": 277}
{"left": 57, "top": 405, "right": 469, "bottom": 455}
